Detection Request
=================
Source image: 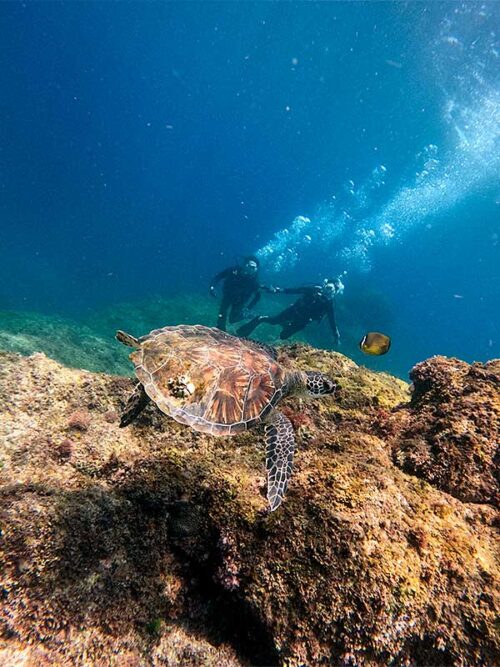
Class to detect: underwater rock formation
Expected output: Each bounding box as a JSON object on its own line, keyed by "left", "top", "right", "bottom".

{"left": 390, "top": 356, "right": 499, "bottom": 507}
{"left": 0, "top": 348, "right": 498, "bottom": 666}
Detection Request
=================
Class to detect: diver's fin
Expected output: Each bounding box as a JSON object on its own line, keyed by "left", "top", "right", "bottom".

{"left": 116, "top": 330, "right": 140, "bottom": 348}
{"left": 120, "top": 383, "right": 150, "bottom": 427}
{"left": 237, "top": 316, "right": 262, "bottom": 338}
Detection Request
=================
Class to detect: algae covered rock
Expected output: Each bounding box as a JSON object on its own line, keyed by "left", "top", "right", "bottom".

{"left": 391, "top": 355, "right": 499, "bottom": 506}
{"left": 0, "top": 349, "right": 498, "bottom": 666}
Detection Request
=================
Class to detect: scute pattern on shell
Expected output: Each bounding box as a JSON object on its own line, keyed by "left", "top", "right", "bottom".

{"left": 129, "top": 325, "right": 287, "bottom": 435}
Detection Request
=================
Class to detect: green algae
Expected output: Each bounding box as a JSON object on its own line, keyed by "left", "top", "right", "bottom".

{"left": 0, "top": 310, "right": 130, "bottom": 375}
{"left": 145, "top": 617, "right": 164, "bottom": 637}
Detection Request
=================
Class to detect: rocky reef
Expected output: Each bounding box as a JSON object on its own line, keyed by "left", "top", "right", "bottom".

{"left": 0, "top": 348, "right": 498, "bottom": 666}
{"left": 390, "top": 357, "right": 499, "bottom": 507}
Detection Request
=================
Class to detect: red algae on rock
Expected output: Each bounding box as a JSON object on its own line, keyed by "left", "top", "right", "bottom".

{"left": 67, "top": 409, "right": 92, "bottom": 431}
{"left": 0, "top": 349, "right": 498, "bottom": 666}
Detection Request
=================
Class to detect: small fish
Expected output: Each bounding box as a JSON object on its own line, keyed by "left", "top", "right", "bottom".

{"left": 359, "top": 332, "right": 391, "bottom": 356}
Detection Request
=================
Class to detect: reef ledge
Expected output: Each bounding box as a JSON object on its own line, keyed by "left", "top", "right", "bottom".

{"left": 0, "top": 348, "right": 498, "bottom": 666}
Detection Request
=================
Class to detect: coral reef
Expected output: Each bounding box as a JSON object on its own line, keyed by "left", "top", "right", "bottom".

{"left": 0, "top": 348, "right": 498, "bottom": 666}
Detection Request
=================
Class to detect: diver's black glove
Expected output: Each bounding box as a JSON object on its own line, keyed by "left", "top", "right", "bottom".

{"left": 209, "top": 286, "right": 217, "bottom": 299}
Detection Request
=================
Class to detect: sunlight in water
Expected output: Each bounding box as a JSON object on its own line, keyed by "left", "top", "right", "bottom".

{"left": 257, "top": 3, "right": 500, "bottom": 274}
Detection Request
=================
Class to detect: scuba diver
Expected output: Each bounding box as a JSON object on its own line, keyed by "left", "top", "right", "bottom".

{"left": 210, "top": 256, "right": 274, "bottom": 331}
{"left": 237, "top": 278, "right": 342, "bottom": 345}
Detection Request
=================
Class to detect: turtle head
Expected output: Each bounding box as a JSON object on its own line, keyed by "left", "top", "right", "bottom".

{"left": 304, "top": 371, "right": 337, "bottom": 397}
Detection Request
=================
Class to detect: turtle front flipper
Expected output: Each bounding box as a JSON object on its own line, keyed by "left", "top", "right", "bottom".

{"left": 120, "top": 383, "right": 151, "bottom": 427}
{"left": 264, "top": 410, "right": 296, "bottom": 511}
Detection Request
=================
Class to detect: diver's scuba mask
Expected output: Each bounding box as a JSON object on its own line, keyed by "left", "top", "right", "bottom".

{"left": 322, "top": 276, "right": 345, "bottom": 298}
{"left": 322, "top": 281, "right": 336, "bottom": 299}
{"left": 243, "top": 260, "right": 258, "bottom": 275}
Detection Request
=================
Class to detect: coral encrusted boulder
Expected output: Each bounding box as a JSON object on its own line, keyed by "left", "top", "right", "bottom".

{"left": 0, "top": 348, "right": 498, "bottom": 666}
{"left": 390, "top": 356, "right": 499, "bottom": 506}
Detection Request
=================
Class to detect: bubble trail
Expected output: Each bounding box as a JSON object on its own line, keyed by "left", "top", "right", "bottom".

{"left": 256, "top": 3, "right": 500, "bottom": 275}
{"left": 257, "top": 165, "right": 387, "bottom": 273}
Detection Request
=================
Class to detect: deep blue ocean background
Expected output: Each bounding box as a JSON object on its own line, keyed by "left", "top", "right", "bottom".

{"left": 0, "top": 1, "right": 499, "bottom": 378}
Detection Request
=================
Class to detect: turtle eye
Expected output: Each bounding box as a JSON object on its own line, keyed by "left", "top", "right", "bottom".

{"left": 317, "top": 375, "right": 335, "bottom": 395}
{"left": 324, "top": 378, "right": 337, "bottom": 395}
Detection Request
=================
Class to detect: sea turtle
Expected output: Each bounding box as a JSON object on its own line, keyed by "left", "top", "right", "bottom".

{"left": 116, "top": 325, "right": 336, "bottom": 511}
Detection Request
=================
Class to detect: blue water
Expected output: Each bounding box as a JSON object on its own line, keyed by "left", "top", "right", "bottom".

{"left": 1, "top": 1, "right": 499, "bottom": 378}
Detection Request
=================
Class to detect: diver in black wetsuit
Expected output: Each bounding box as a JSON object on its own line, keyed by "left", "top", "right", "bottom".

{"left": 237, "top": 279, "right": 341, "bottom": 345}
{"left": 210, "top": 256, "right": 273, "bottom": 331}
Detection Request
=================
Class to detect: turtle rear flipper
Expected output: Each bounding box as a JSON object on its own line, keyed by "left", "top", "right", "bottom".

{"left": 120, "top": 383, "right": 150, "bottom": 427}
{"left": 264, "top": 411, "right": 296, "bottom": 511}
{"left": 116, "top": 330, "right": 140, "bottom": 348}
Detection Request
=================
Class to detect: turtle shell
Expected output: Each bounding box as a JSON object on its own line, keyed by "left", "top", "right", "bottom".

{"left": 129, "top": 325, "right": 288, "bottom": 435}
